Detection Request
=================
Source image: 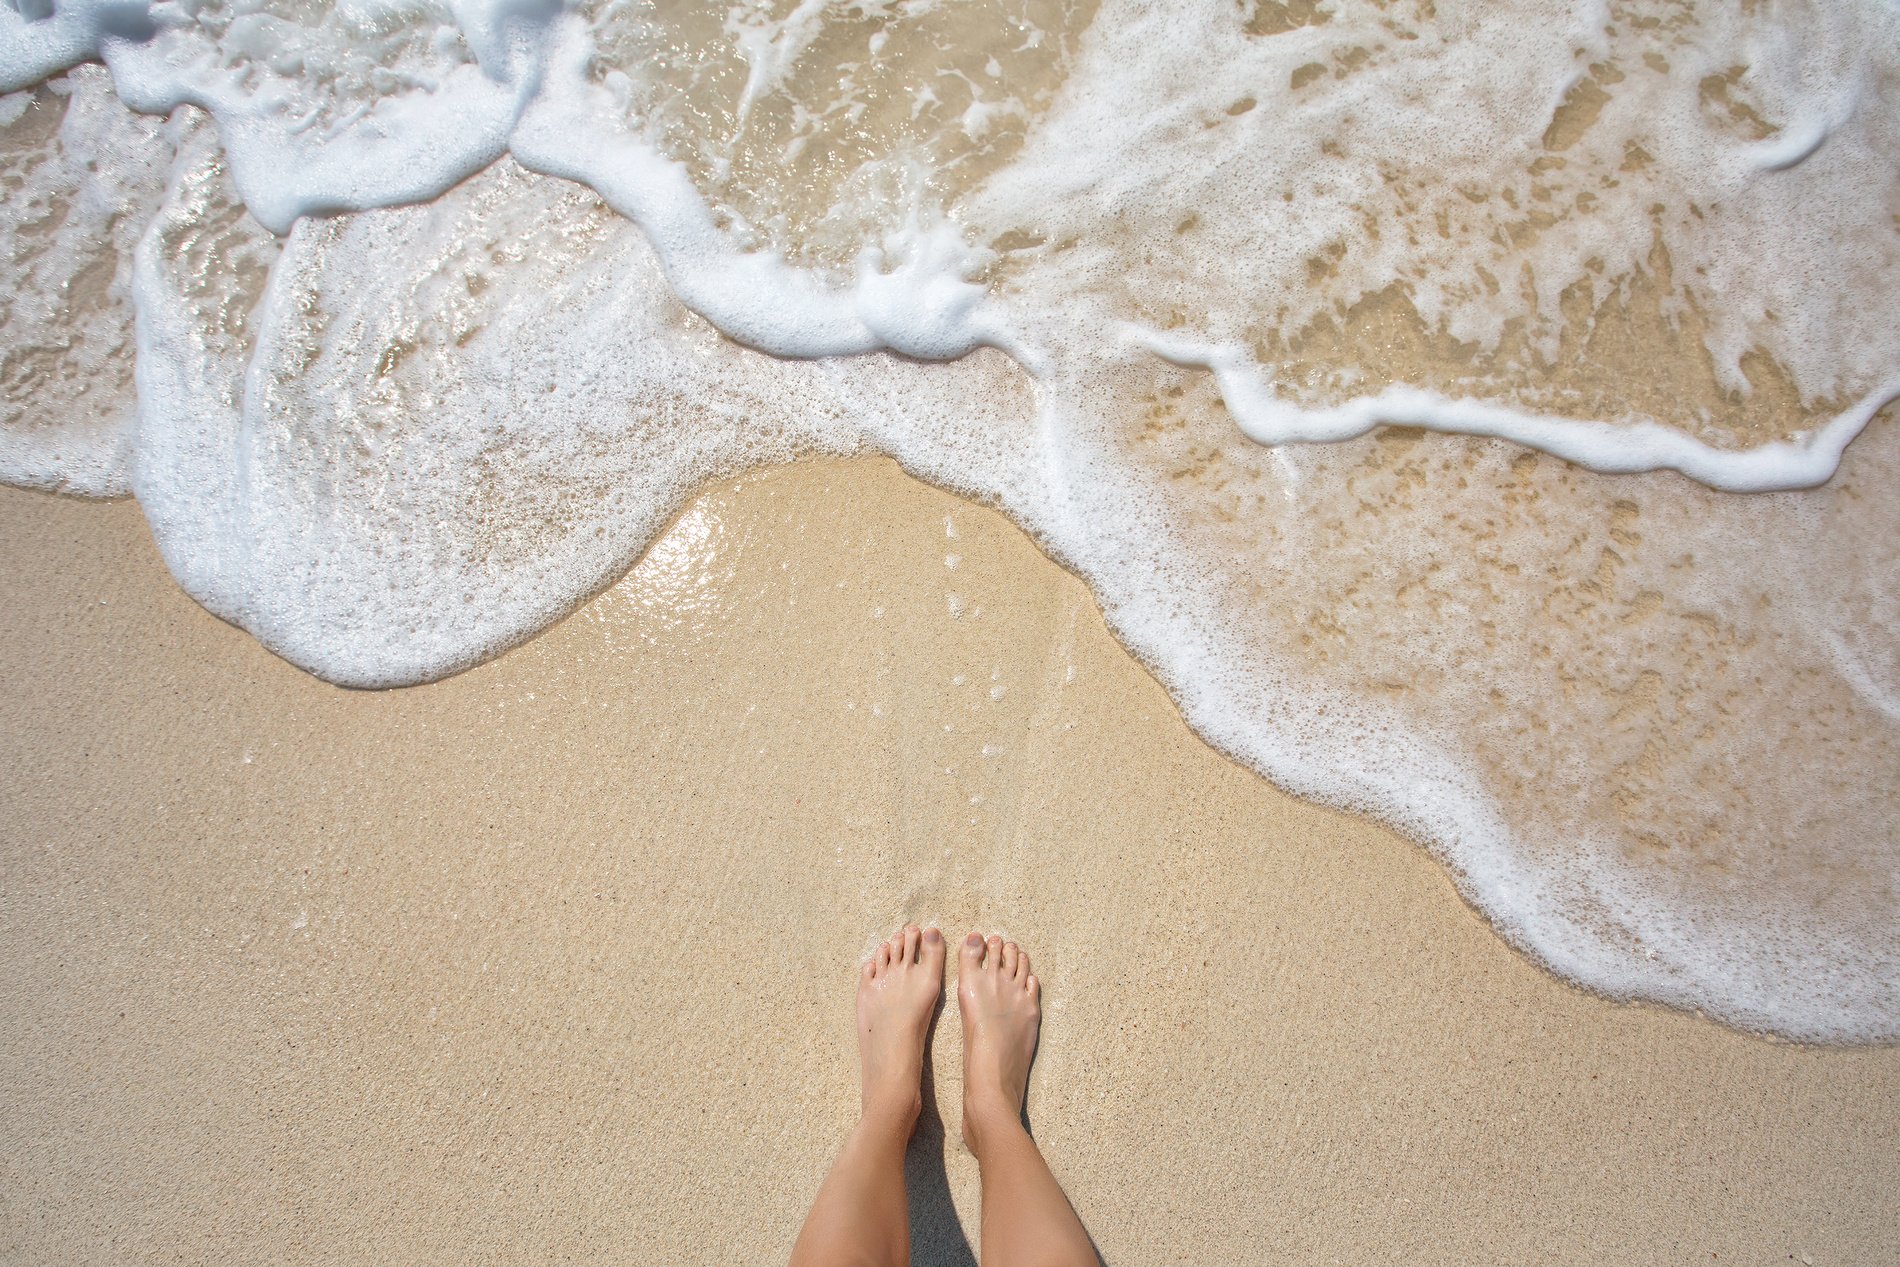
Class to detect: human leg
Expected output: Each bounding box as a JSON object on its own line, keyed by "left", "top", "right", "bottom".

{"left": 789, "top": 925, "right": 945, "bottom": 1267}
{"left": 957, "top": 933, "right": 1099, "bottom": 1267}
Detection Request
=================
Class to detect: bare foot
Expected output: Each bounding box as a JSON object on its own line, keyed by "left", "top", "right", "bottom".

{"left": 857, "top": 924, "right": 945, "bottom": 1127}
{"left": 957, "top": 932, "right": 1041, "bottom": 1155}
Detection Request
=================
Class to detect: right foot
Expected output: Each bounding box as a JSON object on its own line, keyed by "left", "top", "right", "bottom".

{"left": 957, "top": 932, "right": 1041, "bottom": 1154}
{"left": 857, "top": 924, "right": 945, "bottom": 1127}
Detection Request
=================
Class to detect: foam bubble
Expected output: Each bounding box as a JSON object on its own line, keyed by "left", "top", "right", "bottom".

{"left": 0, "top": 66, "right": 173, "bottom": 493}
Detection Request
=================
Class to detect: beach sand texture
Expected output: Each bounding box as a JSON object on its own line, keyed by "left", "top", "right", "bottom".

{"left": 4, "top": 459, "right": 1896, "bottom": 1265}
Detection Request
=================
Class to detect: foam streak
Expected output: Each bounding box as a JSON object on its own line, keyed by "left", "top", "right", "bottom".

{"left": 1138, "top": 330, "right": 1900, "bottom": 493}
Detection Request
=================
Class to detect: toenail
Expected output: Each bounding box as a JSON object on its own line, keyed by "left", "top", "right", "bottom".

{"left": 965, "top": 932, "right": 983, "bottom": 948}
{"left": 925, "top": 927, "right": 942, "bottom": 944}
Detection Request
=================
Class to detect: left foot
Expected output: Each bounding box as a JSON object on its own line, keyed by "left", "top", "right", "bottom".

{"left": 857, "top": 925, "right": 944, "bottom": 1127}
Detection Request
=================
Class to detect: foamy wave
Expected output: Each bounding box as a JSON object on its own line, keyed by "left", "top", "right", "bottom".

{"left": 3, "top": 0, "right": 1898, "bottom": 1041}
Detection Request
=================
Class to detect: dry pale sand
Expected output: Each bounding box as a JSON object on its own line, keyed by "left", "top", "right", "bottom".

{"left": 1, "top": 456, "right": 1896, "bottom": 1266}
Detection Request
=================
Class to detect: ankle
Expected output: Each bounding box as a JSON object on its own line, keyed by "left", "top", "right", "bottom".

{"left": 960, "top": 1097, "right": 1025, "bottom": 1159}
{"left": 860, "top": 1088, "right": 923, "bottom": 1134}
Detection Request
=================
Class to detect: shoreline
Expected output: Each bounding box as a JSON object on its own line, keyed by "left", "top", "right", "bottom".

{"left": 3, "top": 458, "right": 1896, "bottom": 1263}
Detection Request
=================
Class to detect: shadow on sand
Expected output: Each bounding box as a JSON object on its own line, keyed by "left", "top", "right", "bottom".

{"left": 902, "top": 1017, "right": 1107, "bottom": 1267}
{"left": 905, "top": 1026, "right": 979, "bottom": 1267}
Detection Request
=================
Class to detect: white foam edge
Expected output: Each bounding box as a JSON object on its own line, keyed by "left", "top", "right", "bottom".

{"left": 508, "top": 15, "right": 1005, "bottom": 362}
{"left": 1020, "top": 382, "right": 1895, "bottom": 1041}
{"left": 1134, "top": 328, "right": 1900, "bottom": 493}
{"left": 0, "top": 0, "right": 104, "bottom": 92}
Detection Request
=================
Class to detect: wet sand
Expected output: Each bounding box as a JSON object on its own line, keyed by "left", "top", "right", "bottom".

{"left": 2, "top": 456, "right": 1896, "bottom": 1265}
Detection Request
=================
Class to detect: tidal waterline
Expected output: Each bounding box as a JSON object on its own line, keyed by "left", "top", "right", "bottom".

{"left": 2, "top": 0, "right": 1896, "bottom": 1038}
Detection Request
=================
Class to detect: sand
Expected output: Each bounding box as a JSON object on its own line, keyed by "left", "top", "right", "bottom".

{"left": 1, "top": 456, "right": 1896, "bottom": 1265}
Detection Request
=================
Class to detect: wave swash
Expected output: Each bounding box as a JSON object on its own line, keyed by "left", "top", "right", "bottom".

{"left": 3, "top": 0, "right": 1898, "bottom": 1041}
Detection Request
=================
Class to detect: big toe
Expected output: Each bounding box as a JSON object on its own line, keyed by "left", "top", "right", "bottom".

{"left": 921, "top": 926, "right": 946, "bottom": 973}
{"left": 960, "top": 931, "right": 985, "bottom": 972}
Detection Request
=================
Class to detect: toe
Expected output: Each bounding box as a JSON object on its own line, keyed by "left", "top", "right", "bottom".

{"left": 922, "top": 926, "right": 946, "bottom": 971}
{"left": 861, "top": 956, "right": 877, "bottom": 984}
{"left": 1001, "top": 940, "right": 1020, "bottom": 977}
{"left": 1015, "top": 948, "right": 1031, "bottom": 982}
{"left": 1027, "top": 973, "right": 1040, "bottom": 999}
{"left": 877, "top": 939, "right": 894, "bottom": 971}
{"left": 902, "top": 924, "right": 922, "bottom": 964}
{"left": 985, "top": 934, "right": 1004, "bottom": 971}
{"left": 960, "top": 932, "right": 984, "bottom": 971}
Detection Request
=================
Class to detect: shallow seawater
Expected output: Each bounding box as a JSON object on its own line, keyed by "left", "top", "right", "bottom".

{"left": 1, "top": 0, "right": 1896, "bottom": 1040}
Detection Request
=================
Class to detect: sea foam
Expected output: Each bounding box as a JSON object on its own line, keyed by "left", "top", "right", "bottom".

{"left": 2, "top": 0, "right": 1897, "bottom": 1041}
